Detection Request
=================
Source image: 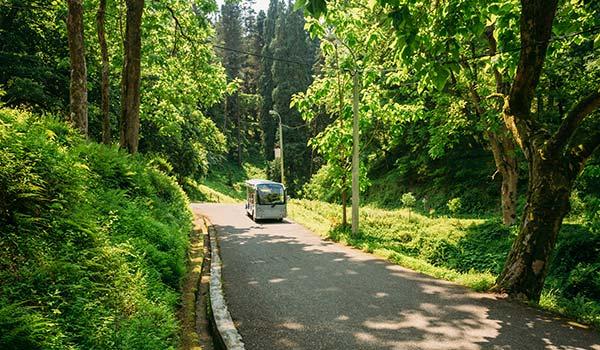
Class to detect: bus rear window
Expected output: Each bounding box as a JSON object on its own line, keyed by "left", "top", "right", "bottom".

{"left": 257, "top": 184, "right": 285, "bottom": 205}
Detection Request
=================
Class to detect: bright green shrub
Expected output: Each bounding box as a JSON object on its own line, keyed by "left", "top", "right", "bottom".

{"left": 401, "top": 192, "right": 416, "bottom": 207}
{"left": 0, "top": 108, "right": 192, "bottom": 349}
{"left": 447, "top": 197, "right": 462, "bottom": 215}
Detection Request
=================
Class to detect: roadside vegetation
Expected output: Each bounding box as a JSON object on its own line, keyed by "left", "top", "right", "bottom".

{"left": 2, "top": 0, "right": 599, "bottom": 345}
{"left": 289, "top": 200, "right": 600, "bottom": 328}
{"left": 189, "top": 159, "right": 266, "bottom": 204}
{"left": 0, "top": 108, "right": 192, "bottom": 349}
{"left": 199, "top": 158, "right": 600, "bottom": 329}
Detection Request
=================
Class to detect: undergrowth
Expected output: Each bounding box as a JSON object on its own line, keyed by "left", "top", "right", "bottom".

{"left": 0, "top": 108, "right": 192, "bottom": 349}
{"left": 185, "top": 157, "right": 265, "bottom": 203}
{"left": 195, "top": 157, "right": 600, "bottom": 329}
{"left": 289, "top": 199, "right": 600, "bottom": 329}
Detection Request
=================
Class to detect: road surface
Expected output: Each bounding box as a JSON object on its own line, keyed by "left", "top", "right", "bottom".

{"left": 192, "top": 203, "right": 600, "bottom": 350}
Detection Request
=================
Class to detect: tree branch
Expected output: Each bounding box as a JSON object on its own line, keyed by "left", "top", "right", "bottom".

{"left": 484, "top": 24, "right": 508, "bottom": 95}
{"left": 486, "top": 93, "right": 505, "bottom": 100}
{"left": 509, "top": 0, "right": 558, "bottom": 117}
{"left": 504, "top": 0, "right": 559, "bottom": 156}
{"left": 569, "top": 124, "right": 600, "bottom": 171}
{"left": 549, "top": 89, "right": 600, "bottom": 154}
{"left": 164, "top": 4, "right": 192, "bottom": 41}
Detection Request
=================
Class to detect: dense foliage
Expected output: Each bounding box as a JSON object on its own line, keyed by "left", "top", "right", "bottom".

{"left": 212, "top": 0, "right": 319, "bottom": 194}
{"left": 0, "top": 0, "right": 228, "bottom": 184}
{"left": 0, "top": 108, "right": 191, "bottom": 349}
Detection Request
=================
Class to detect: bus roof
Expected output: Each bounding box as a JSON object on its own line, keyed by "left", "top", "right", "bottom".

{"left": 244, "top": 179, "right": 284, "bottom": 188}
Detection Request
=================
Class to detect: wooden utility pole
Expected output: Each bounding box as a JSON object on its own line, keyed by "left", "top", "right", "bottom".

{"left": 67, "top": 0, "right": 88, "bottom": 136}
{"left": 351, "top": 70, "right": 360, "bottom": 236}
{"left": 270, "top": 110, "right": 285, "bottom": 186}
{"left": 279, "top": 116, "right": 285, "bottom": 187}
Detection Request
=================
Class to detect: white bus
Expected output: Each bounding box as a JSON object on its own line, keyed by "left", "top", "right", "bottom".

{"left": 245, "top": 179, "right": 287, "bottom": 221}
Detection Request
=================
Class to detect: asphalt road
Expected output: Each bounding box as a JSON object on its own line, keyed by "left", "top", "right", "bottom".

{"left": 192, "top": 203, "right": 600, "bottom": 350}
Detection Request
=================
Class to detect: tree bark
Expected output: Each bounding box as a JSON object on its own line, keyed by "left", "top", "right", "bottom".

{"left": 487, "top": 131, "right": 519, "bottom": 225}
{"left": 494, "top": 152, "right": 575, "bottom": 301}
{"left": 67, "top": 0, "right": 88, "bottom": 136}
{"left": 341, "top": 188, "right": 347, "bottom": 227}
{"left": 466, "top": 83, "right": 518, "bottom": 226}
{"left": 492, "top": 0, "right": 587, "bottom": 302}
{"left": 120, "top": 0, "right": 144, "bottom": 154}
{"left": 97, "top": 0, "right": 111, "bottom": 144}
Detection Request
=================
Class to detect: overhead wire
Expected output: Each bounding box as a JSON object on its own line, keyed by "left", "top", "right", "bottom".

{"left": 2, "top": 0, "right": 597, "bottom": 71}
{"left": 208, "top": 24, "right": 600, "bottom": 83}
{"left": 212, "top": 43, "right": 316, "bottom": 67}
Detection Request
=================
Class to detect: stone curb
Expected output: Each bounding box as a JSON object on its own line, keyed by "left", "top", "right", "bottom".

{"left": 207, "top": 222, "right": 245, "bottom": 350}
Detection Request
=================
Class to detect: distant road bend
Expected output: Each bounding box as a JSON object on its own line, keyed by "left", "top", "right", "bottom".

{"left": 193, "top": 203, "right": 600, "bottom": 350}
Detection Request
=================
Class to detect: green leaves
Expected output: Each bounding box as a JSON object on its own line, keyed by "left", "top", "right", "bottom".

{"left": 295, "top": 0, "right": 328, "bottom": 18}
{"left": 431, "top": 65, "right": 451, "bottom": 91}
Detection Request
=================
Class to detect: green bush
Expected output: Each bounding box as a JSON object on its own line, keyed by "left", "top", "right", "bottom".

{"left": 0, "top": 108, "right": 191, "bottom": 349}
{"left": 447, "top": 197, "right": 462, "bottom": 215}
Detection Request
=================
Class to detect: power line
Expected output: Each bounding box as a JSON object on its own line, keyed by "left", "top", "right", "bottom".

{"left": 442, "top": 24, "right": 600, "bottom": 66}
{"left": 212, "top": 43, "right": 316, "bottom": 67}
{"left": 2, "top": 0, "right": 598, "bottom": 74}
{"left": 211, "top": 24, "right": 600, "bottom": 75}
{"left": 282, "top": 123, "right": 308, "bottom": 130}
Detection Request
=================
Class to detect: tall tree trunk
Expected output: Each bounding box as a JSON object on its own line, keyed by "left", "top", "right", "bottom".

{"left": 120, "top": 0, "right": 144, "bottom": 154}
{"left": 494, "top": 151, "right": 575, "bottom": 301}
{"left": 487, "top": 130, "right": 519, "bottom": 225}
{"left": 97, "top": 0, "right": 111, "bottom": 144}
{"left": 467, "top": 85, "right": 519, "bottom": 226}
{"left": 493, "top": 0, "right": 569, "bottom": 302}
{"left": 67, "top": 0, "right": 88, "bottom": 136}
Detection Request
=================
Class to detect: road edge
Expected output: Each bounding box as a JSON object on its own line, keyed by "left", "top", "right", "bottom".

{"left": 178, "top": 212, "right": 207, "bottom": 350}
{"left": 206, "top": 218, "right": 246, "bottom": 350}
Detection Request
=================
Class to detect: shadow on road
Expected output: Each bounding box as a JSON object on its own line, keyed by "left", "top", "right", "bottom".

{"left": 195, "top": 203, "right": 600, "bottom": 350}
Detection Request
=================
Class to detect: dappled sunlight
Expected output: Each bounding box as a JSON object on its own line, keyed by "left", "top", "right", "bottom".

{"left": 269, "top": 278, "right": 287, "bottom": 283}
{"left": 194, "top": 203, "right": 600, "bottom": 350}
{"left": 281, "top": 322, "right": 305, "bottom": 330}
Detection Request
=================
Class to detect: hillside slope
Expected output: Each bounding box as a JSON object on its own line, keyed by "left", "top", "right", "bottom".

{"left": 0, "top": 108, "right": 192, "bottom": 349}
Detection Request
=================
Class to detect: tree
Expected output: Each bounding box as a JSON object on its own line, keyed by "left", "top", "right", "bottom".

{"left": 0, "top": 1, "right": 69, "bottom": 111}
{"left": 66, "top": 0, "right": 88, "bottom": 136}
{"left": 258, "top": 0, "right": 282, "bottom": 162}
{"left": 96, "top": 0, "right": 111, "bottom": 144}
{"left": 493, "top": 0, "right": 600, "bottom": 301}
{"left": 216, "top": 1, "right": 244, "bottom": 164}
{"left": 270, "top": 4, "right": 315, "bottom": 193}
{"left": 300, "top": 0, "right": 600, "bottom": 302}
{"left": 136, "top": 0, "right": 228, "bottom": 181}
{"left": 120, "top": 0, "right": 144, "bottom": 154}
{"left": 401, "top": 192, "right": 416, "bottom": 221}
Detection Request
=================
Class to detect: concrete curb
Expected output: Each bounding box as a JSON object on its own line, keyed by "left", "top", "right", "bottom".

{"left": 207, "top": 222, "right": 245, "bottom": 350}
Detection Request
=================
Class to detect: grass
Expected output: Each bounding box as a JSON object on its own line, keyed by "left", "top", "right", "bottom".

{"left": 178, "top": 214, "right": 206, "bottom": 350}
{"left": 186, "top": 158, "right": 266, "bottom": 203}
{"left": 289, "top": 200, "right": 499, "bottom": 291}
{"left": 195, "top": 160, "right": 600, "bottom": 330}
{"left": 0, "top": 108, "right": 193, "bottom": 349}
{"left": 288, "top": 199, "right": 600, "bottom": 329}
